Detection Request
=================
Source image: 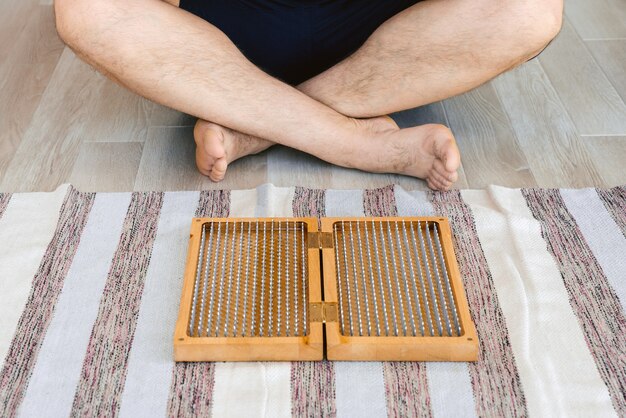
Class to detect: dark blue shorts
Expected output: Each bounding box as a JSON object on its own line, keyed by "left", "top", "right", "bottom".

{"left": 179, "top": 0, "right": 420, "bottom": 85}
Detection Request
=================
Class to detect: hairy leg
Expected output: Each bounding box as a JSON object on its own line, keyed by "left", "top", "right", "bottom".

{"left": 300, "top": 0, "right": 563, "bottom": 117}
{"left": 56, "top": 0, "right": 351, "bottom": 156}
{"left": 191, "top": 0, "right": 562, "bottom": 182}
{"left": 55, "top": 0, "right": 461, "bottom": 189}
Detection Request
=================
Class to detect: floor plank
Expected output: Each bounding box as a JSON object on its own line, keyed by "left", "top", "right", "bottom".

{"left": 78, "top": 80, "right": 153, "bottom": 142}
{"left": 586, "top": 40, "right": 626, "bottom": 103}
{"left": 134, "top": 127, "right": 268, "bottom": 191}
{"left": 582, "top": 137, "right": 626, "bottom": 187}
{"left": 0, "top": 6, "right": 65, "bottom": 185}
{"left": 391, "top": 102, "right": 448, "bottom": 128}
{"left": 69, "top": 142, "right": 144, "bottom": 192}
{"left": 492, "top": 61, "right": 605, "bottom": 188}
{"left": 0, "top": 0, "right": 39, "bottom": 68}
{"left": 442, "top": 83, "right": 536, "bottom": 189}
{"left": 565, "top": 0, "right": 626, "bottom": 40}
{"left": 539, "top": 20, "right": 626, "bottom": 135}
{"left": 149, "top": 102, "right": 197, "bottom": 127}
{"left": 1, "top": 49, "right": 107, "bottom": 192}
{"left": 267, "top": 145, "right": 334, "bottom": 188}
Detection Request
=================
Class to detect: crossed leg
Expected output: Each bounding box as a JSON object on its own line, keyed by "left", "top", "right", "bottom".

{"left": 54, "top": 0, "right": 562, "bottom": 190}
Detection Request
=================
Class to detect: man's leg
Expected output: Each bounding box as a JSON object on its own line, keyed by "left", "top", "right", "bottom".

{"left": 299, "top": 0, "right": 563, "bottom": 118}
{"left": 192, "top": 0, "right": 562, "bottom": 184}
{"left": 55, "top": 0, "right": 461, "bottom": 190}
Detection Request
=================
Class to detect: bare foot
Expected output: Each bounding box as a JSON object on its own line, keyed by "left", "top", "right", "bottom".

{"left": 398, "top": 124, "right": 460, "bottom": 191}
{"left": 194, "top": 115, "right": 398, "bottom": 182}
{"left": 348, "top": 121, "right": 460, "bottom": 191}
{"left": 195, "top": 115, "right": 460, "bottom": 191}
{"left": 194, "top": 119, "right": 273, "bottom": 182}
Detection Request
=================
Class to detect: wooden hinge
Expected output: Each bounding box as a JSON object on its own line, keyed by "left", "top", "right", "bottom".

{"left": 307, "top": 232, "right": 334, "bottom": 249}
{"left": 309, "top": 302, "right": 338, "bottom": 323}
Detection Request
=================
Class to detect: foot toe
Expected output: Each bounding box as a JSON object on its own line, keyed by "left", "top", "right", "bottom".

{"left": 442, "top": 146, "right": 461, "bottom": 174}
{"left": 429, "top": 169, "right": 452, "bottom": 188}
{"left": 209, "top": 158, "right": 228, "bottom": 182}
{"left": 427, "top": 177, "right": 449, "bottom": 191}
{"left": 433, "top": 159, "right": 457, "bottom": 182}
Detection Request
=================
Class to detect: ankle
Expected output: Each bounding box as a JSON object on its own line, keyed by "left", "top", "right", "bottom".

{"left": 332, "top": 117, "right": 393, "bottom": 170}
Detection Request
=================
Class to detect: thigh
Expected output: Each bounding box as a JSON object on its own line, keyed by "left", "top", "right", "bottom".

{"left": 309, "top": 0, "right": 422, "bottom": 77}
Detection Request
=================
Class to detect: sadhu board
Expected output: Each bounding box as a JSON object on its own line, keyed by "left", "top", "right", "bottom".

{"left": 174, "top": 217, "right": 478, "bottom": 362}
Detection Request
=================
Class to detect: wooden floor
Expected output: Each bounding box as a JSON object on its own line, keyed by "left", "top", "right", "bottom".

{"left": 0, "top": 0, "right": 624, "bottom": 192}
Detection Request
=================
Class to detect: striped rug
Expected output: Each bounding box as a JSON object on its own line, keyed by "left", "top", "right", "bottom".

{"left": 0, "top": 184, "right": 624, "bottom": 418}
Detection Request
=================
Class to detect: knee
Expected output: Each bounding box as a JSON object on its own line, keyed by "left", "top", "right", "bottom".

{"left": 523, "top": 0, "right": 563, "bottom": 51}
{"left": 55, "top": 0, "right": 85, "bottom": 46}
{"left": 502, "top": 0, "right": 563, "bottom": 56}
{"left": 54, "top": 0, "right": 117, "bottom": 48}
{"left": 470, "top": 0, "right": 563, "bottom": 63}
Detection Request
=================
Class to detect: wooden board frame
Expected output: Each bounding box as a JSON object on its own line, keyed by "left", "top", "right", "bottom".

{"left": 174, "top": 216, "right": 478, "bottom": 362}
{"left": 174, "top": 217, "right": 324, "bottom": 361}
{"left": 320, "top": 217, "right": 478, "bottom": 361}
